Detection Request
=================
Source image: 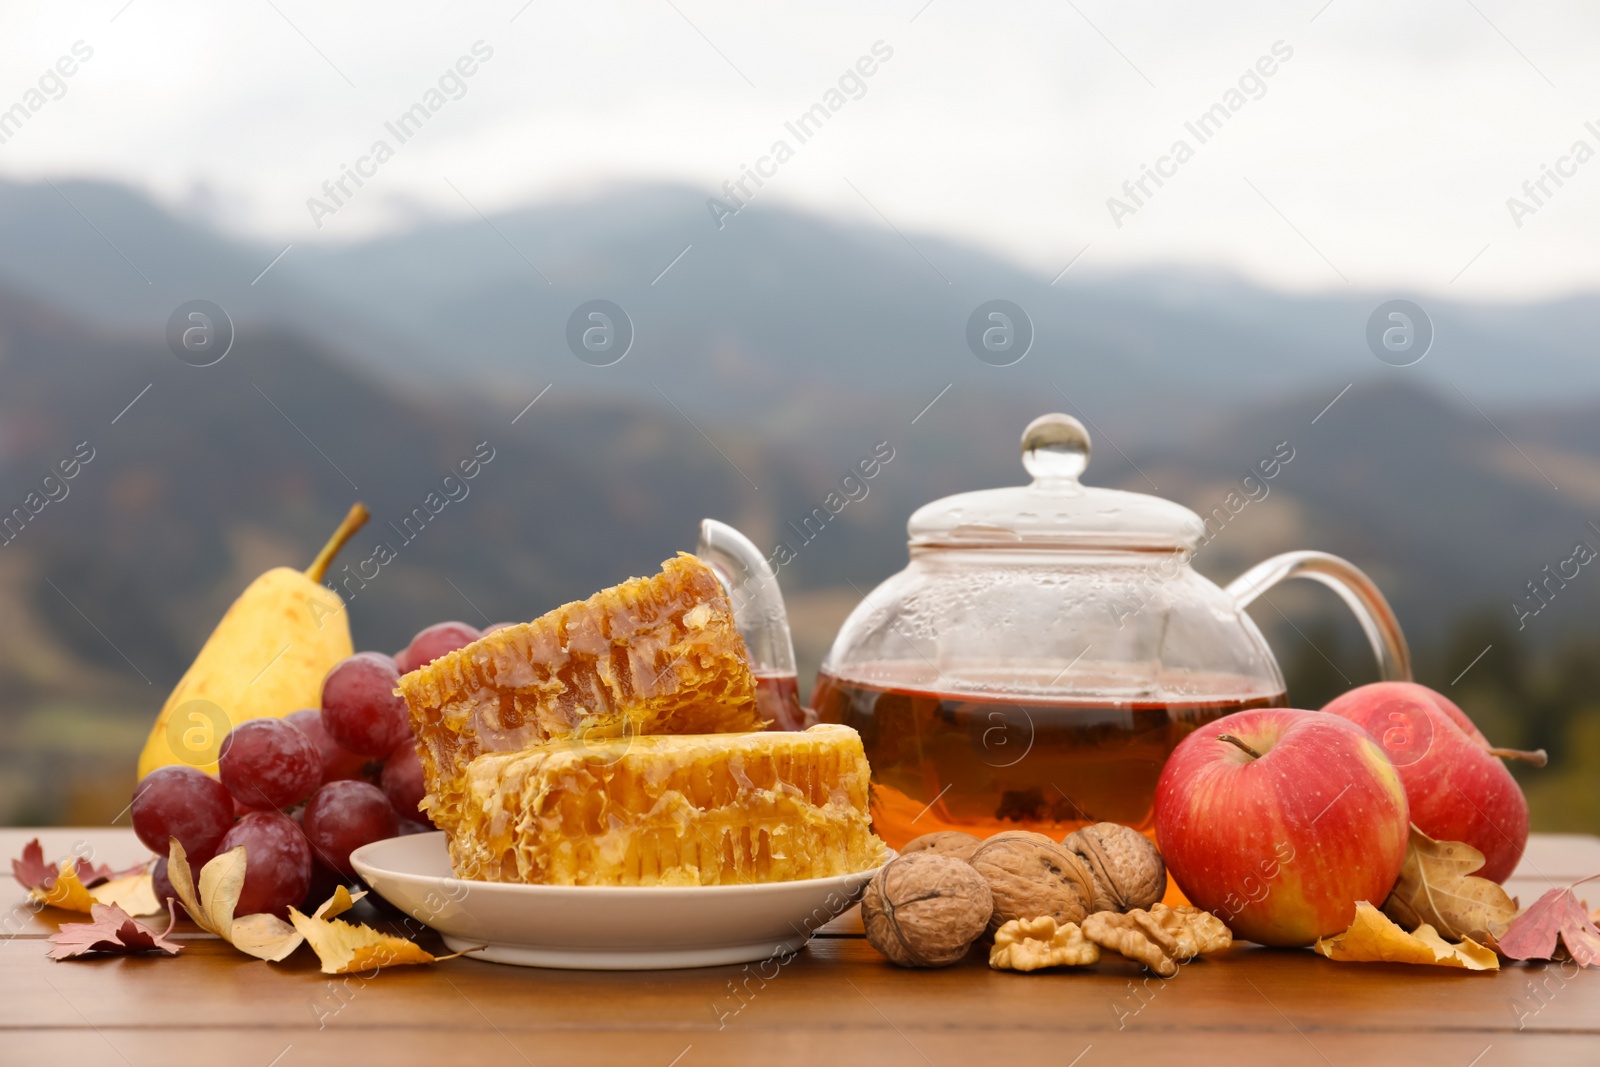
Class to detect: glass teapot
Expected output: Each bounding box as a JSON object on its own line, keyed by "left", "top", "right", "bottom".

{"left": 700, "top": 413, "right": 1410, "bottom": 849}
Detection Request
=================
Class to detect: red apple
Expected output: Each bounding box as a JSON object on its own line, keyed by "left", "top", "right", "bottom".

{"left": 1155, "top": 708, "right": 1410, "bottom": 947}
{"left": 1321, "top": 681, "right": 1537, "bottom": 883}
{"left": 1339, "top": 680, "right": 1486, "bottom": 743}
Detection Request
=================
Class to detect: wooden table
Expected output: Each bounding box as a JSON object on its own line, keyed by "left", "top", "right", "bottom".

{"left": 3, "top": 828, "right": 1597, "bottom": 1066}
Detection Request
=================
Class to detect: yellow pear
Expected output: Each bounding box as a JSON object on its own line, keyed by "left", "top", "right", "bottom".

{"left": 137, "top": 504, "right": 370, "bottom": 780}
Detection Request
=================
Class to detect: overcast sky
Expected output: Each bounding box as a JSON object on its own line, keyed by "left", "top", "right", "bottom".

{"left": 3, "top": 0, "right": 1599, "bottom": 299}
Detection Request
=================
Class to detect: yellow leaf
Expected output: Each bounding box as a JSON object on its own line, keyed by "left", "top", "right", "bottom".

{"left": 165, "top": 839, "right": 211, "bottom": 933}
{"left": 287, "top": 907, "right": 440, "bottom": 975}
{"left": 167, "top": 839, "right": 440, "bottom": 970}
{"left": 91, "top": 873, "right": 162, "bottom": 918}
{"left": 314, "top": 885, "right": 364, "bottom": 921}
{"left": 1382, "top": 826, "right": 1518, "bottom": 945}
{"left": 30, "top": 860, "right": 162, "bottom": 918}
{"left": 167, "top": 838, "right": 233, "bottom": 938}
{"left": 196, "top": 845, "right": 246, "bottom": 941}
{"left": 1315, "top": 901, "right": 1498, "bottom": 970}
{"left": 167, "top": 838, "right": 295, "bottom": 961}
{"left": 32, "top": 862, "right": 96, "bottom": 913}
{"left": 229, "top": 886, "right": 367, "bottom": 963}
{"left": 229, "top": 913, "right": 303, "bottom": 962}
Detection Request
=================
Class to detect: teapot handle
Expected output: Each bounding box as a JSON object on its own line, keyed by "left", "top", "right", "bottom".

{"left": 695, "top": 519, "right": 798, "bottom": 678}
{"left": 1224, "top": 551, "right": 1412, "bottom": 682}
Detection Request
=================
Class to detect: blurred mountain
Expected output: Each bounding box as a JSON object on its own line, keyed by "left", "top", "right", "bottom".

{"left": 1, "top": 274, "right": 1594, "bottom": 697}
{"left": 3, "top": 177, "right": 1600, "bottom": 448}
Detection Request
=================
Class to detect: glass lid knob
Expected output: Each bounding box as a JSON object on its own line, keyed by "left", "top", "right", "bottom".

{"left": 1021, "top": 412, "right": 1090, "bottom": 483}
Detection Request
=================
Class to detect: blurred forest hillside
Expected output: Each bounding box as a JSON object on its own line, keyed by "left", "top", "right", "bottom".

{"left": 0, "top": 178, "right": 1595, "bottom": 834}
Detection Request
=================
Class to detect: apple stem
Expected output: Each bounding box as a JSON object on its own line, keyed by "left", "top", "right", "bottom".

{"left": 1488, "top": 746, "right": 1549, "bottom": 768}
{"left": 1217, "top": 734, "right": 1263, "bottom": 761}
{"left": 305, "top": 503, "right": 370, "bottom": 583}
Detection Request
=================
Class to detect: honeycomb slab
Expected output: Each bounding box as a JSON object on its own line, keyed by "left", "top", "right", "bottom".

{"left": 399, "top": 554, "right": 764, "bottom": 834}
{"left": 449, "top": 724, "right": 889, "bottom": 886}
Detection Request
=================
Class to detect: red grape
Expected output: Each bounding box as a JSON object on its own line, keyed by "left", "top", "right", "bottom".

{"left": 397, "top": 819, "right": 433, "bottom": 836}
{"left": 399, "top": 622, "right": 480, "bottom": 673}
{"left": 302, "top": 858, "right": 349, "bottom": 912}
{"left": 303, "top": 780, "right": 398, "bottom": 877}
{"left": 218, "top": 718, "right": 322, "bottom": 809}
{"left": 285, "top": 708, "right": 368, "bottom": 783}
{"left": 130, "top": 766, "right": 233, "bottom": 863}
{"left": 152, "top": 856, "right": 175, "bottom": 905}
{"left": 380, "top": 744, "right": 428, "bottom": 823}
{"left": 232, "top": 796, "right": 273, "bottom": 819}
{"left": 320, "top": 652, "right": 409, "bottom": 757}
{"left": 217, "top": 811, "right": 312, "bottom": 918}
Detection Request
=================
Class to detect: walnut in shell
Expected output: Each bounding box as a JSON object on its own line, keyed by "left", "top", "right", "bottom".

{"left": 861, "top": 851, "right": 993, "bottom": 968}
{"left": 1062, "top": 822, "right": 1166, "bottom": 913}
{"left": 968, "top": 831, "right": 1096, "bottom": 933}
{"left": 900, "top": 831, "right": 983, "bottom": 864}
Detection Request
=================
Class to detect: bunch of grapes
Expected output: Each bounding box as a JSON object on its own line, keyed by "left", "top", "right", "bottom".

{"left": 134, "top": 621, "right": 492, "bottom": 918}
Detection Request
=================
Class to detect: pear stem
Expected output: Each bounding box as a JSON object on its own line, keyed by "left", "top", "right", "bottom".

{"left": 305, "top": 503, "right": 370, "bottom": 583}
{"left": 1217, "top": 734, "right": 1263, "bottom": 760}
{"left": 1488, "top": 746, "right": 1548, "bottom": 767}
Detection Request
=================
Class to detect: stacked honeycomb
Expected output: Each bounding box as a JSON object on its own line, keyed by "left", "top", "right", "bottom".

{"left": 451, "top": 725, "right": 887, "bottom": 886}
{"left": 400, "top": 554, "right": 765, "bottom": 836}
{"left": 398, "top": 554, "right": 885, "bottom": 885}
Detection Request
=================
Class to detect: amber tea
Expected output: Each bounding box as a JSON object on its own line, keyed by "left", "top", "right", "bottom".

{"left": 812, "top": 666, "right": 1285, "bottom": 849}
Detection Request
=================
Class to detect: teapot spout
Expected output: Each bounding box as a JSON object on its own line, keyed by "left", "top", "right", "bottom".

{"left": 696, "top": 520, "right": 804, "bottom": 726}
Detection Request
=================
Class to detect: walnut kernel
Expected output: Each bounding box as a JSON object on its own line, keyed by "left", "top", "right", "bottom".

{"left": 989, "top": 916, "right": 1101, "bottom": 972}
{"left": 1081, "top": 903, "right": 1232, "bottom": 978}
{"left": 861, "top": 851, "right": 993, "bottom": 968}
{"left": 1062, "top": 822, "right": 1166, "bottom": 913}
{"left": 968, "top": 831, "right": 1096, "bottom": 933}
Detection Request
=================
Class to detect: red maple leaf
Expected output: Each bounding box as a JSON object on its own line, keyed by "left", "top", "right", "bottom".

{"left": 12, "top": 839, "right": 56, "bottom": 892}
{"left": 73, "top": 858, "right": 115, "bottom": 887}
{"left": 48, "top": 900, "right": 183, "bottom": 961}
{"left": 1497, "top": 878, "right": 1600, "bottom": 967}
{"left": 12, "top": 839, "right": 147, "bottom": 892}
{"left": 73, "top": 858, "right": 148, "bottom": 887}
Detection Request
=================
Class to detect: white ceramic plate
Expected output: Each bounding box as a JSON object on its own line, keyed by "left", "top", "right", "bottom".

{"left": 350, "top": 832, "right": 884, "bottom": 970}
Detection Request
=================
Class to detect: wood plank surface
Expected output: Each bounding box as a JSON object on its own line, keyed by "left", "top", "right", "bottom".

{"left": 2, "top": 829, "right": 1596, "bottom": 1067}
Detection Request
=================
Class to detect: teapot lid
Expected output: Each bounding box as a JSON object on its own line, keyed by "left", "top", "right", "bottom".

{"left": 906, "top": 413, "right": 1205, "bottom": 550}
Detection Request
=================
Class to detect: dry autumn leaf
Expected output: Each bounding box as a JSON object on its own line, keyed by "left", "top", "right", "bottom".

{"left": 1315, "top": 901, "right": 1498, "bottom": 971}
{"left": 50, "top": 900, "right": 183, "bottom": 961}
{"left": 166, "top": 838, "right": 301, "bottom": 961}
{"left": 287, "top": 902, "right": 447, "bottom": 975}
{"left": 86, "top": 871, "right": 162, "bottom": 917}
{"left": 13, "top": 839, "right": 141, "bottom": 893}
{"left": 233, "top": 884, "right": 365, "bottom": 962}
{"left": 1496, "top": 878, "right": 1600, "bottom": 967}
{"left": 32, "top": 862, "right": 96, "bottom": 913}
{"left": 12, "top": 839, "right": 58, "bottom": 890}
{"left": 312, "top": 885, "right": 361, "bottom": 922}
{"left": 230, "top": 912, "right": 308, "bottom": 963}
{"left": 166, "top": 839, "right": 469, "bottom": 972}
{"left": 12, "top": 838, "right": 160, "bottom": 916}
{"left": 1381, "top": 825, "right": 1518, "bottom": 946}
